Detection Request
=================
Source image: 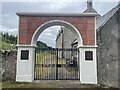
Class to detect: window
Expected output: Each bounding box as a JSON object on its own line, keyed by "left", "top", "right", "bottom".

{"left": 85, "top": 51, "right": 93, "bottom": 60}
{"left": 21, "top": 50, "right": 29, "bottom": 60}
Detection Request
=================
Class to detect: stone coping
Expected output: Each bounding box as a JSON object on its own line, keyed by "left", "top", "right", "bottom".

{"left": 16, "top": 12, "right": 98, "bottom": 16}
{"left": 16, "top": 44, "right": 98, "bottom": 48}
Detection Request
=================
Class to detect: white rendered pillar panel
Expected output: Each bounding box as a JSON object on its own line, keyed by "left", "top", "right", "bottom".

{"left": 79, "top": 47, "right": 97, "bottom": 84}
{"left": 16, "top": 47, "right": 35, "bottom": 82}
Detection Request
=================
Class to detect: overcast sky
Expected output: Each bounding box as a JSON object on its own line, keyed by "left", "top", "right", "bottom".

{"left": 1, "top": 0, "right": 119, "bottom": 47}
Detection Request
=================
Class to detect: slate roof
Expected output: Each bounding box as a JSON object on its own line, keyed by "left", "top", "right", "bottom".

{"left": 83, "top": 7, "right": 98, "bottom": 13}
{"left": 96, "top": 3, "right": 120, "bottom": 31}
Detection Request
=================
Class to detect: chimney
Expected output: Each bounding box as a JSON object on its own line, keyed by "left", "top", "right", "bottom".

{"left": 87, "top": 0, "right": 93, "bottom": 9}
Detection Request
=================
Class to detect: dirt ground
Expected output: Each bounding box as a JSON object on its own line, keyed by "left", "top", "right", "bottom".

{"left": 2, "top": 80, "right": 115, "bottom": 89}
{"left": 32, "top": 80, "right": 110, "bottom": 88}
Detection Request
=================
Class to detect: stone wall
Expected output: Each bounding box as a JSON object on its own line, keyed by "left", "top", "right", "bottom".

{"left": 56, "top": 29, "right": 63, "bottom": 58}
{"left": 62, "top": 27, "right": 76, "bottom": 48}
{"left": 55, "top": 26, "right": 77, "bottom": 58}
{"left": 97, "top": 9, "right": 119, "bottom": 88}
{"left": 56, "top": 30, "right": 62, "bottom": 48}
{"left": 62, "top": 27, "right": 77, "bottom": 58}
{"left": 56, "top": 26, "right": 76, "bottom": 49}
{"left": 2, "top": 50, "right": 17, "bottom": 82}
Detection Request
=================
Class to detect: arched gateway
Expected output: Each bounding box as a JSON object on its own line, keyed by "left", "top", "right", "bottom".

{"left": 16, "top": 12, "right": 98, "bottom": 84}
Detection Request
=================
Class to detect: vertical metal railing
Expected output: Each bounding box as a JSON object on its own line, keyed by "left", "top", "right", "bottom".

{"left": 34, "top": 49, "right": 36, "bottom": 79}
{"left": 34, "top": 48, "right": 79, "bottom": 80}
{"left": 56, "top": 48, "right": 58, "bottom": 80}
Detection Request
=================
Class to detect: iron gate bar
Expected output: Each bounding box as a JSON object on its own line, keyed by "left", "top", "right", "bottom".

{"left": 34, "top": 48, "right": 79, "bottom": 80}
{"left": 56, "top": 48, "right": 58, "bottom": 80}
{"left": 34, "top": 49, "right": 36, "bottom": 79}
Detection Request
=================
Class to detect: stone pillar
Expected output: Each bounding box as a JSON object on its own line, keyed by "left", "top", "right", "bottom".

{"left": 79, "top": 46, "right": 97, "bottom": 84}
{"left": 16, "top": 45, "right": 35, "bottom": 82}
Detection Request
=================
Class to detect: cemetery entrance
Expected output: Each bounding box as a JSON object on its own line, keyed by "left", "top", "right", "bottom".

{"left": 16, "top": 12, "right": 97, "bottom": 84}
{"left": 34, "top": 48, "right": 79, "bottom": 80}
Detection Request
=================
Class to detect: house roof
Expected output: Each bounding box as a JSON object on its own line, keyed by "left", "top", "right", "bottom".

{"left": 96, "top": 3, "right": 120, "bottom": 31}
{"left": 83, "top": 0, "right": 99, "bottom": 14}
{"left": 83, "top": 8, "right": 98, "bottom": 13}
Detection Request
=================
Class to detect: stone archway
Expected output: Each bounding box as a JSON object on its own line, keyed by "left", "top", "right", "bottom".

{"left": 31, "top": 20, "right": 83, "bottom": 46}
{"left": 32, "top": 20, "right": 82, "bottom": 80}
{"left": 16, "top": 12, "right": 97, "bottom": 84}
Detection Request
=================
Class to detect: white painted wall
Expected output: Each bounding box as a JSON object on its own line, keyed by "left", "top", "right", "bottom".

{"left": 16, "top": 46, "right": 35, "bottom": 82}
{"left": 16, "top": 46, "right": 97, "bottom": 83}
{"left": 79, "top": 47, "right": 97, "bottom": 84}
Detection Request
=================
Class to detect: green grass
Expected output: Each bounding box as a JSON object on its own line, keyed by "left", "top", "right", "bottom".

{"left": 35, "top": 52, "right": 79, "bottom": 79}
{"left": 36, "top": 52, "right": 66, "bottom": 65}
{"left": 35, "top": 52, "right": 56, "bottom": 78}
{"left": 2, "top": 83, "right": 53, "bottom": 88}
{"left": 2, "top": 82, "right": 112, "bottom": 88}
{"left": 58, "top": 58, "right": 66, "bottom": 64}
{"left": 35, "top": 52, "right": 67, "bottom": 79}
{"left": 36, "top": 51, "right": 58, "bottom": 64}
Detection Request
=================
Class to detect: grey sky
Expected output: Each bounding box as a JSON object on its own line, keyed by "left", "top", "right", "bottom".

{"left": 1, "top": 1, "right": 119, "bottom": 47}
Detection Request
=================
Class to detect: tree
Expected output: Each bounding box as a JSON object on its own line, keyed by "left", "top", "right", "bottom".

{"left": 1, "top": 32, "right": 17, "bottom": 44}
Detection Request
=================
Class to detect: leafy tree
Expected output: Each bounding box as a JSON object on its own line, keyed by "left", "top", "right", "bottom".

{"left": 37, "top": 41, "right": 52, "bottom": 49}
{"left": 1, "top": 33, "right": 17, "bottom": 44}
{"left": 1, "top": 32, "right": 52, "bottom": 50}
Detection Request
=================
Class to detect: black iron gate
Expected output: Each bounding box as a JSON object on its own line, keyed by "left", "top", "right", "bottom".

{"left": 34, "top": 48, "right": 79, "bottom": 80}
